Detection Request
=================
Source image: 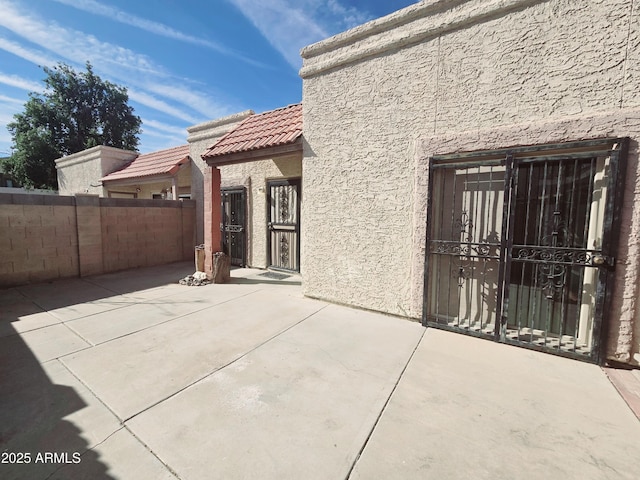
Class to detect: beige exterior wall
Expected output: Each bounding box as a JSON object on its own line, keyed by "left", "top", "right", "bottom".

{"left": 104, "top": 163, "right": 192, "bottom": 200}
{"left": 301, "top": 0, "right": 640, "bottom": 364}
{"left": 0, "top": 195, "right": 79, "bottom": 286}
{"left": 219, "top": 154, "right": 302, "bottom": 268}
{"left": 55, "top": 145, "right": 137, "bottom": 196}
{"left": 187, "top": 111, "right": 253, "bottom": 244}
{"left": 0, "top": 193, "right": 195, "bottom": 287}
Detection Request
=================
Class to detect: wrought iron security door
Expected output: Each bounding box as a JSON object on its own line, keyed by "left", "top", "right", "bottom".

{"left": 423, "top": 139, "right": 628, "bottom": 362}
{"left": 221, "top": 188, "right": 246, "bottom": 267}
{"left": 267, "top": 179, "right": 300, "bottom": 271}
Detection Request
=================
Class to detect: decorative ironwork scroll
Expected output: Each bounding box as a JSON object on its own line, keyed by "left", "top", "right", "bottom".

{"left": 453, "top": 211, "right": 473, "bottom": 242}
{"left": 452, "top": 262, "right": 475, "bottom": 287}
{"left": 537, "top": 263, "right": 566, "bottom": 299}
{"left": 514, "top": 247, "right": 595, "bottom": 266}
{"left": 430, "top": 241, "right": 499, "bottom": 258}
{"left": 280, "top": 233, "right": 289, "bottom": 265}
{"left": 279, "top": 186, "right": 289, "bottom": 221}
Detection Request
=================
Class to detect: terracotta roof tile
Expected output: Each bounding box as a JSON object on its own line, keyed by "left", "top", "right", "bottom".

{"left": 101, "top": 144, "right": 190, "bottom": 182}
{"left": 202, "top": 103, "right": 302, "bottom": 159}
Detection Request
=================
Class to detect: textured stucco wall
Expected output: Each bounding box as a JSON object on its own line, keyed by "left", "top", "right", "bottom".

{"left": 411, "top": 112, "right": 640, "bottom": 365}
{"left": 55, "top": 146, "right": 137, "bottom": 196}
{"left": 187, "top": 111, "right": 253, "bottom": 244}
{"left": 301, "top": 0, "right": 640, "bottom": 363}
{"left": 219, "top": 154, "right": 302, "bottom": 268}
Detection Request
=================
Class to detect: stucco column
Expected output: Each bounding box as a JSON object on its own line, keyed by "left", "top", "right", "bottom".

{"left": 203, "top": 165, "right": 222, "bottom": 279}
{"left": 171, "top": 176, "right": 178, "bottom": 200}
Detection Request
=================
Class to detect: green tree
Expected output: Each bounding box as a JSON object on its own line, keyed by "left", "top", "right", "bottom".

{"left": 2, "top": 62, "right": 141, "bottom": 189}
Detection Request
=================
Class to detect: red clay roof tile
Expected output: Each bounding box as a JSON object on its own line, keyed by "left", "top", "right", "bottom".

{"left": 101, "top": 144, "right": 190, "bottom": 182}
{"left": 202, "top": 103, "right": 302, "bottom": 159}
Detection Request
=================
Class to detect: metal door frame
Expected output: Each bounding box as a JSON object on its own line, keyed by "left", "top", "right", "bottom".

{"left": 221, "top": 187, "right": 247, "bottom": 267}
{"left": 267, "top": 178, "right": 301, "bottom": 272}
{"left": 422, "top": 138, "right": 628, "bottom": 363}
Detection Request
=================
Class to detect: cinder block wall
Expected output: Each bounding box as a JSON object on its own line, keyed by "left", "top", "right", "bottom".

{"left": 0, "top": 193, "right": 196, "bottom": 288}
{"left": 0, "top": 195, "right": 79, "bottom": 286}
{"left": 100, "top": 198, "right": 193, "bottom": 272}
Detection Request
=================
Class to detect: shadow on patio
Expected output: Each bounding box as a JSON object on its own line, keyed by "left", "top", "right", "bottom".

{"left": 0, "top": 262, "right": 200, "bottom": 479}
{"left": 0, "top": 321, "right": 114, "bottom": 480}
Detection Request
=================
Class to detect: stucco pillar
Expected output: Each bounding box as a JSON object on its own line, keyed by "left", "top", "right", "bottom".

{"left": 203, "top": 165, "right": 222, "bottom": 279}
{"left": 171, "top": 176, "right": 178, "bottom": 200}
{"left": 75, "top": 194, "right": 104, "bottom": 277}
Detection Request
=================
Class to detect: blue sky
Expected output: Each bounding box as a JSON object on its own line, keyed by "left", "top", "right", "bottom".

{"left": 0, "top": 0, "right": 418, "bottom": 156}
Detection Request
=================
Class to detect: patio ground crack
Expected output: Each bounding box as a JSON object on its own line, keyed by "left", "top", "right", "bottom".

{"left": 121, "top": 303, "right": 330, "bottom": 423}
{"left": 344, "top": 327, "right": 426, "bottom": 480}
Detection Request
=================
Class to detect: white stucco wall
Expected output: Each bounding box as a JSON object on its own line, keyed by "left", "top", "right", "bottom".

{"left": 55, "top": 145, "right": 137, "bottom": 196}
{"left": 219, "top": 154, "right": 302, "bottom": 269}
{"left": 187, "top": 111, "right": 253, "bottom": 244}
{"left": 301, "top": 0, "right": 640, "bottom": 363}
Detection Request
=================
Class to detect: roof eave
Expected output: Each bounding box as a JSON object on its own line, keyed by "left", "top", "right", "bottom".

{"left": 102, "top": 173, "right": 176, "bottom": 186}
{"left": 167, "top": 155, "right": 191, "bottom": 176}
{"left": 204, "top": 138, "right": 303, "bottom": 167}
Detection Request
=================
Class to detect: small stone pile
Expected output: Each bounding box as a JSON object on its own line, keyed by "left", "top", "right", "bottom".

{"left": 179, "top": 271, "right": 210, "bottom": 286}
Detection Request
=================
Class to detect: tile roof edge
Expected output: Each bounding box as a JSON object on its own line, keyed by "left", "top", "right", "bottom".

{"left": 187, "top": 110, "right": 254, "bottom": 134}
{"left": 201, "top": 103, "right": 302, "bottom": 159}
{"left": 100, "top": 152, "right": 190, "bottom": 181}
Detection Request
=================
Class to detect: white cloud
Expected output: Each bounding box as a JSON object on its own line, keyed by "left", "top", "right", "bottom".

{"left": 141, "top": 118, "right": 188, "bottom": 139}
{"left": 0, "top": 110, "right": 15, "bottom": 124}
{"left": 0, "top": 72, "right": 43, "bottom": 92}
{"left": 0, "top": 1, "right": 161, "bottom": 76}
{"left": 0, "top": 137, "right": 12, "bottom": 155}
{"left": 226, "top": 0, "right": 372, "bottom": 69}
{"left": 0, "top": 94, "right": 26, "bottom": 106}
{"left": 0, "top": 37, "right": 56, "bottom": 67}
{"left": 143, "top": 83, "right": 229, "bottom": 120}
{"left": 127, "top": 89, "right": 201, "bottom": 124}
{"left": 137, "top": 131, "right": 186, "bottom": 153}
{"left": 0, "top": 0, "right": 233, "bottom": 131}
{"left": 51, "top": 0, "right": 265, "bottom": 67}
{"left": 0, "top": 94, "right": 25, "bottom": 154}
{"left": 0, "top": 112, "right": 14, "bottom": 154}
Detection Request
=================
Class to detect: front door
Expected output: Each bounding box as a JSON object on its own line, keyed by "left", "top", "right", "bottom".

{"left": 423, "top": 138, "right": 628, "bottom": 362}
{"left": 267, "top": 179, "right": 300, "bottom": 271}
{"left": 221, "top": 188, "right": 246, "bottom": 267}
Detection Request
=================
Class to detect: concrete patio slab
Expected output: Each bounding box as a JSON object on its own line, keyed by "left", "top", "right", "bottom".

{"left": 1, "top": 359, "right": 122, "bottom": 480}
{"left": 349, "top": 328, "right": 640, "bottom": 480}
{"left": 2, "top": 262, "right": 639, "bottom": 480}
{"left": 0, "top": 323, "right": 89, "bottom": 367}
{"left": 0, "top": 288, "right": 61, "bottom": 338}
{"left": 16, "top": 278, "right": 118, "bottom": 311}
{"left": 162, "top": 281, "right": 263, "bottom": 305}
{"left": 84, "top": 262, "right": 194, "bottom": 296}
{"left": 61, "top": 289, "right": 328, "bottom": 421}
{"left": 65, "top": 301, "right": 199, "bottom": 346}
{"left": 126, "top": 304, "right": 424, "bottom": 480}
{"left": 51, "top": 428, "right": 177, "bottom": 480}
